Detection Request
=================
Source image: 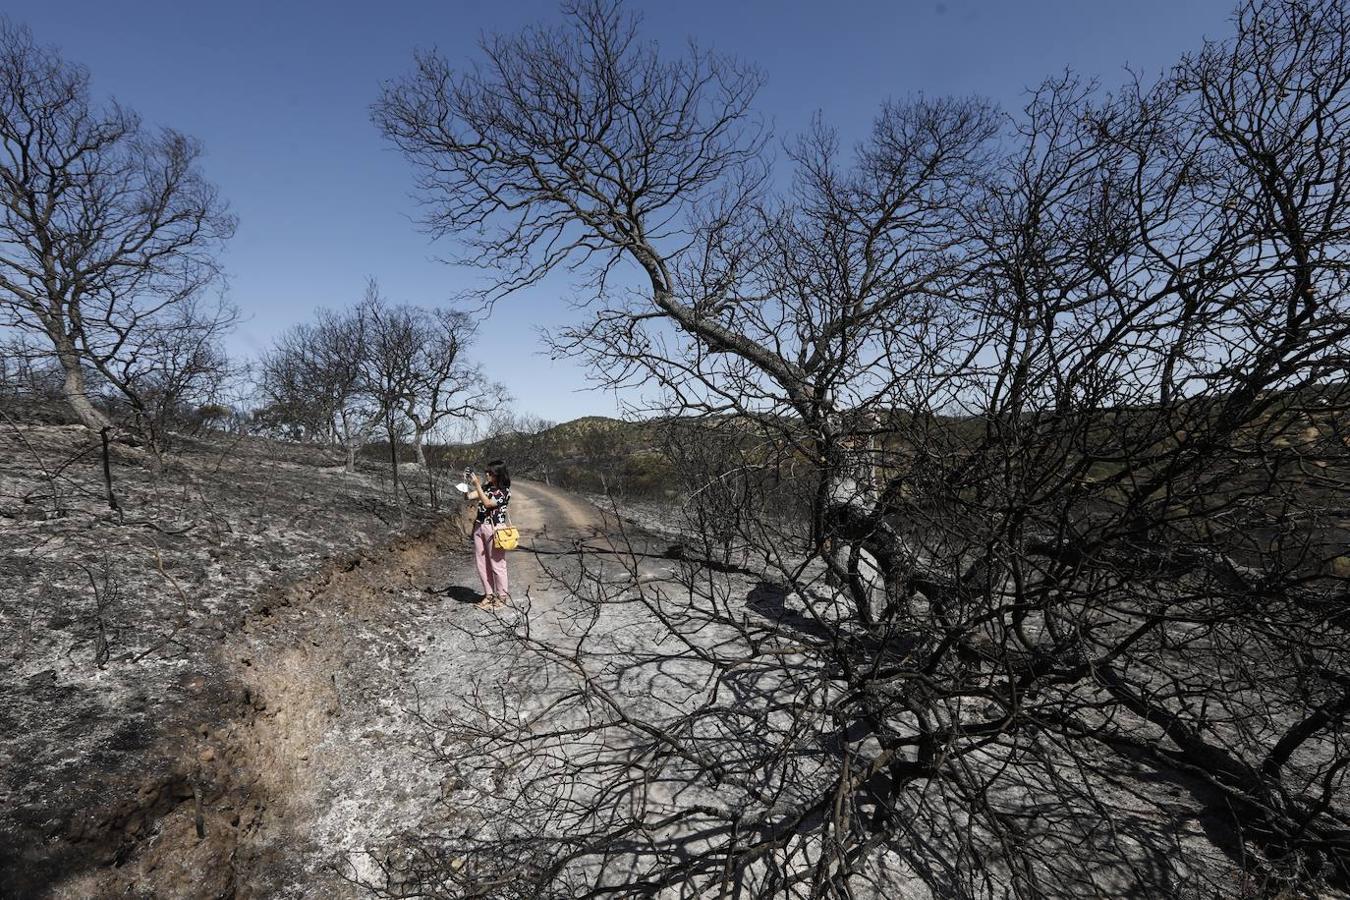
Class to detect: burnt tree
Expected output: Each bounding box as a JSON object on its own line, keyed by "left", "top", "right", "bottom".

{"left": 0, "top": 20, "right": 235, "bottom": 437}
{"left": 376, "top": 0, "right": 1350, "bottom": 896}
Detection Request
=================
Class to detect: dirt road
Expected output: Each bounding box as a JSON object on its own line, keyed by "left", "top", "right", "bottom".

{"left": 512, "top": 478, "right": 608, "bottom": 535}
{"left": 58, "top": 480, "right": 631, "bottom": 899}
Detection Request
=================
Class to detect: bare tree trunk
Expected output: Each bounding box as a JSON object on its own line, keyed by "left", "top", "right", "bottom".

{"left": 387, "top": 422, "right": 401, "bottom": 500}
{"left": 55, "top": 341, "right": 111, "bottom": 431}
{"left": 413, "top": 428, "right": 428, "bottom": 467}
{"left": 345, "top": 443, "right": 357, "bottom": 474}
{"left": 100, "top": 427, "right": 121, "bottom": 515}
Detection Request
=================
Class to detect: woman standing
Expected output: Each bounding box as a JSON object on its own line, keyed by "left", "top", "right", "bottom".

{"left": 467, "top": 459, "right": 511, "bottom": 609}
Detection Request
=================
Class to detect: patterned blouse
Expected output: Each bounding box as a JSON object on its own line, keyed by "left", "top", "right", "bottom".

{"left": 476, "top": 484, "right": 510, "bottom": 526}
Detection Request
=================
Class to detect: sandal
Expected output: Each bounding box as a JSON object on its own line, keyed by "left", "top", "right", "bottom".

{"left": 490, "top": 594, "right": 511, "bottom": 609}
{"left": 475, "top": 593, "right": 498, "bottom": 609}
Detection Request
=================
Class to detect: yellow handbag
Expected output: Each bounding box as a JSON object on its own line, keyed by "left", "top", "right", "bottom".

{"left": 493, "top": 507, "right": 519, "bottom": 551}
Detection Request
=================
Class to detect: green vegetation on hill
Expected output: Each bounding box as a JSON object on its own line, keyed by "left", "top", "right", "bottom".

{"left": 448, "top": 416, "right": 675, "bottom": 498}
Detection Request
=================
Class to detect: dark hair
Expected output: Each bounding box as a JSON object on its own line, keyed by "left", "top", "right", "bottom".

{"left": 485, "top": 459, "right": 511, "bottom": 488}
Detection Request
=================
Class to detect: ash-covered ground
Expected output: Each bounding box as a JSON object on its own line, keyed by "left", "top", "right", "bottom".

{"left": 1, "top": 405, "right": 690, "bottom": 899}
{"left": 0, "top": 408, "right": 447, "bottom": 897}
{"left": 0, "top": 407, "right": 1276, "bottom": 899}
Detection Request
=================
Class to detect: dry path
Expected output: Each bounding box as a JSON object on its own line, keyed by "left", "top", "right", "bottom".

{"left": 262, "top": 479, "right": 632, "bottom": 897}
{"left": 514, "top": 478, "right": 608, "bottom": 535}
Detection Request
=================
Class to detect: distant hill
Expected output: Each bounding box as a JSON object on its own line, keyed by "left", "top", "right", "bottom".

{"left": 407, "top": 380, "right": 1350, "bottom": 503}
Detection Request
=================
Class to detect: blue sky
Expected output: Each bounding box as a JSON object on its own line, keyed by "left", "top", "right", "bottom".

{"left": 8, "top": 0, "right": 1236, "bottom": 423}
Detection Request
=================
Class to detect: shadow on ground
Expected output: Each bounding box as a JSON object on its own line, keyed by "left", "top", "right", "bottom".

{"left": 425, "top": 584, "right": 482, "bottom": 605}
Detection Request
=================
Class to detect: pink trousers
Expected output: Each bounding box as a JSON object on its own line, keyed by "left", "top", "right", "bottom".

{"left": 473, "top": 521, "right": 509, "bottom": 597}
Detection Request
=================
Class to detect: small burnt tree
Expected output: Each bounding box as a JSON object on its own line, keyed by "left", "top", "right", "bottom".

{"left": 97, "top": 296, "right": 239, "bottom": 456}
{"left": 359, "top": 281, "right": 421, "bottom": 496}
{"left": 402, "top": 306, "right": 495, "bottom": 470}
{"left": 261, "top": 303, "right": 381, "bottom": 472}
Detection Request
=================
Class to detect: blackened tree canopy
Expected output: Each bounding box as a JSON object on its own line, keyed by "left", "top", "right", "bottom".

{"left": 376, "top": 1, "right": 1350, "bottom": 896}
